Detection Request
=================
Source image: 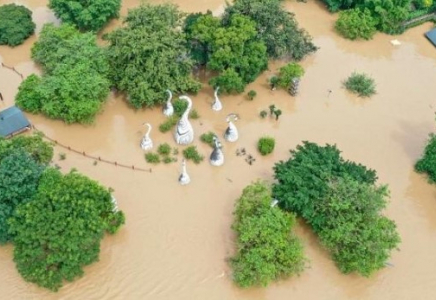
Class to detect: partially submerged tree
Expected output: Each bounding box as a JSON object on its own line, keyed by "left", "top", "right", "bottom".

{"left": 0, "top": 134, "right": 53, "bottom": 164}
{"left": 415, "top": 133, "right": 436, "bottom": 183}
{"left": 231, "top": 181, "right": 305, "bottom": 287}
{"left": 16, "top": 24, "right": 111, "bottom": 123}
{"left": 49, "top": 0, "right": 121, "bottom": 31}
{"left": 0, "top": 4, "right": 35, "bottom": 46}
{"left": 9, "top": 168, "right": 125, "bottom": 291}
{"left": 105, "top": 4, "right": 201, "bottom": 108}
{"left": 273, "top": 142, "right": 400, "bottom": 276}
{"left": 335, "top": 8, "right": 378, "bottom": 40}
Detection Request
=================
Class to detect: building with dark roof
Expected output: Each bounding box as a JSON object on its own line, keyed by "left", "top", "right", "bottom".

{"left": 0, "top": 106, "right": 31, "bottom": 138}
{"left": 425, "top": 28, "right": 436, "bottom": 47}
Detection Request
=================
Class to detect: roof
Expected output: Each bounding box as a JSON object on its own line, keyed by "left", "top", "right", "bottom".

{"left": 425, "top": 28, "right": 436, "bottom": 47}
{"left": 0, "top": 106, "right": 31, "bottom": 138}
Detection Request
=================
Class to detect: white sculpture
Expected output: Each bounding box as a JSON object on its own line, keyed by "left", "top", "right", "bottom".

{"left": 212, "top": 86, "right": 222, "bottom": 111}
{"left": 111, "top": 195, "right": 119, "bottom": 212}
{"left": 210, "top": 136, "right": 224, "bottom": 166}
{"left": 140, "top": 123, "right": 153, "bottom": 150}
{"left": 178, "top": 159, "right": 191, "bottom": 185}
{"left": 224, "top": 113, "right": 239, "bottom": 142}
{"left": 174, "top": 96, "right": 194, "bottom": 145}
{"left": 163, "top": 89, "right": 174, "bottom": 117}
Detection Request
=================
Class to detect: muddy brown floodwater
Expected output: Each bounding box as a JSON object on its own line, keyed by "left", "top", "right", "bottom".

{"left": 1, "top": 0, "right": 436, "bottom": 299}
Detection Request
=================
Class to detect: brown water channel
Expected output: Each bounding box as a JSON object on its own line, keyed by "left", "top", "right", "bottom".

{"left": 1, "top": 0, "right": 436, "bottom": 299}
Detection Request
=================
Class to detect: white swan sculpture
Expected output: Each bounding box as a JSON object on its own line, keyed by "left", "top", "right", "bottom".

{"left": 111, "top": 195, "right": 119, "bottom": 212}
{"left": 174, "top": 96, "right": 194, "bottom": 145}
{"left": 178, "top": 159, "right": 191, "bottom": 185}
{"left": 163, "top": 89, "right": 174, "bottom": 117}
{"left": 224, "top": 113, "right": 239, "bottom": 142}
{"left": 140, "top": 123, "right": 153, "bottom": 150}
{"left": 210, "top": 136, "right": 224, "bottom": 166}
{"left": 212, "top": 87, "right": 222, "bottom": 111}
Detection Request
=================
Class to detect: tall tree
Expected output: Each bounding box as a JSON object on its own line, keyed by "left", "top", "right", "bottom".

{"left": 0, "top": 134, "right": 53, "bottom": 164}
{"left": 49, "top": 0, "right": 121, "bottom": 31}
{"left": 0, "top": 4, "right": 35, "bottom": 46}
{"left": 104, "top": 4, "right": 201, "bottom": 108}
{"left": 9, "top": 168, "right": 125, "bottom": 291}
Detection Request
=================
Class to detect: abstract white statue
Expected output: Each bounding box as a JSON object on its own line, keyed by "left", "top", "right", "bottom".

{"left": 178, "top": 159, "right": 191, "bottom": 185}
{"left": 163, "top": 89, "right": 174, "bottom": 117}
{"left": 111, "top": 195, "right": 119, "bottom": 212}
{"left": 209, "top": 136, "right": 224, "bottom": 166}
{"left": 174, "top": 95, "right": 194, "bottom": 145}
{"left": 212, "top": 86, "right": 222, "bottom": 111}
{"left": 224, "top": 113, "right": 239, "bottom": 142}
{"left": 140, "top": 123, "right": 153, "bottom": 150}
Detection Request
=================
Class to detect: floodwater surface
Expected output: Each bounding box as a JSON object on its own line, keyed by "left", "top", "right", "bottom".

{"left": 1, "top": 0, "right": 436, "bottom": 299}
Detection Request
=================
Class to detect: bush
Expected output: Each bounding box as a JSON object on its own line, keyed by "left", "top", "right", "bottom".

{"left": 189, "top": 109, "right": 200, "bottom": 119}
{"left": 259, "top": 110, "right": 268, "bottom": 118}
{"left": 163, "top": 156, "right": 176, "bottom": 164}
{"left": 343, "top": 72, "right": 376, "bottom": 97}
{"left": 415, "top": 133, "right": 436, "bottom": 182}
{"left": 157, "top": 143, "right": 171, "bottom": 156}
{"left": 0, "top": 4, "right": 35, "bottom": 46}
{"left": 273, "top": 142, "right": 400, "bottom": 276}
{"left": 49, "top": 0, "right": 121, "bottom": 31}
{"left": 173, "top": 98, "right": 189, "bottom": 117}
{"left": 0, "top": 134, "right": 54, "bottom": 164}
{"left": 145, "top": 153, "right": 160, "bottom": 164}
{"left": 258, "top": 137, "right": 276, "bottom": 156}
{"left": 335, "top": 8, "right": 378, "bottom": 40}
{"left": 183, "top": 146, "right": 204, "bottom": 164}
{"left": 159, "top": 116, "right": 178, "bottom": 133}
{"left": 247, "top": 90, "right": 257, "bottom": 100}
{"left": 200, "top": 132, "right": 216, "bottom": 148}
{"left": 278, "top": 63, "right": 305, "bottom": 89}
{"left": 230, "top": 181, "right": 306, "bottom": 287}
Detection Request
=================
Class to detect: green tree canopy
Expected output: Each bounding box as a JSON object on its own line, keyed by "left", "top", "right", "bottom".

{"left": 104, "top": 4, "right": 201, "bottom": 108}
{"left": 231, "top": 181, "right": 305, "bottom": 287}
{"left": 272, "top": 142, "right": 399, "bottom": 276}
{"left": 277, "top": 63, "right": 305, "bottom": 89}
{"left": 415, "top": 133, "right": 436, "bottom": 183}
{"left": 222, "top": 0, "right": 317, "bottom": 60}
{"left": 0, "top": 151, "right": 45, "bottom": 244}
{"left": 0, "top": 4, "right": 35, "bottom": 46}
{"left": 0, "top": 134, "right": 53, "bottom": 164}
{"left": 49, "top": 0, "right": 121, "bottom": 31}
{"left": 335, "top": 8, "right": 378, "bottom": 40}
{"left": 16, "top": 24, "right": 111, "bottom": 124}
{"left": 9, "top": 168, "right": 125, "bottom": 291}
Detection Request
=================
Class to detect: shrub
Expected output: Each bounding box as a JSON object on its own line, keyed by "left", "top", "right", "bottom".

{"left": 159, "top": 116, "right": 178, "bottom": 133}
{"left": 157, "top": 143, "right": 172, "bottom": 156}
{"left": 145, "top": 153, "right": 160, "bottom": 164}
{"left": 173, "top": 98, "right": 189, "bottom": 117}
{"left": 343, "top": 72, "right": 376, "bottom": 97}
{"left": 258, "top": 137, "right": 275, "bottom": 156}
{"left": 415, "top": 133, "right": 436, "bottom": 182}
{"left": 0, "top": 4, "right": 35, "bottom": 46}
{"left": 247, "top": 90, "right": 257, "bottom": 100}
{"left": 163, "top": 156, "right": 176, "bottom": 164}
{"left": 59, "top": 153, "right": 66, "bottom": 160}
{"left": 259, "top": 110, "right": 268, "bottom": 118}
{"left": 200, "top": 132, "right": 216, "bottom": 148}
{"left": 335, "top": 8, "right": 378, "bottom": 40}
{"left": 189, "top": 109, "right": 200, "bottom": 119}
{"left": 0, "top": 134, "right": 54, "bottom": 164}
{"left": 273, "top": 142, "right": 400, "bottom": 276}
{"left": 49, "top": 0, "right": 121, "bottom": 32}
{"left": 278, "top": 63, "right": 305, "bottom": 89}
{"left": 183, "top": 146, "right": 204, "bottom": 164}
{"left": 230, "top": 181, "right": 306, "bottom": 287}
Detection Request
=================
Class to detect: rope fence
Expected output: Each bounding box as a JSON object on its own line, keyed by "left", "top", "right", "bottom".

{"left": 1, "top": 63, "right": 152, "bottom": 173}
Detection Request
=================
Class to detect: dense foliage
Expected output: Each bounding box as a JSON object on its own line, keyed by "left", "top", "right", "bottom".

{"left": 16, "top": 24, "right": 111, "bottom": 123}
{"left": 105, "top": 4, "right": 201, "bottom": 108}
{"left": 49, "top": 0, "right": 121, "bottom": 31}
{"left": 415, "top": 133, "right": 436, "bottom": 182}
{"left": 223, "top": 0, "right": 317, "bottom": 59}
{"left": 230, "top": 181, "right": 305, "bottom": 287}
{"left": 0, "top": 151, "right": 45, "bottom": 244}
{"left": 0, "top": 4, "right": 35, "bottom": 46}
{"left": 258, "top": 137, "right": 276, "bottom": 156}
{"left": 343, "top": 72, "right": 376, "bottom": 97}
{"left": 277, "top": 63, "right": 305, "bottom": 89}
{"left": 9, "top": 168, "right": 125, "bottom": 291}
{"left": 273, "top": 142, "right": 400, "bottom": 276}
{"left": 0, "top": 134, "right": 53, "bottom": 164}
{"left": 335, "top": 8, "right": 377, "bottom": 40}
{"left": 187, "top": 13, "right": 268, "bottom": 93}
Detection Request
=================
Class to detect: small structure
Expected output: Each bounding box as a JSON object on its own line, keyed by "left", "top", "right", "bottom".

{"left": 163, "top": 89, "right": 174, "bottom": 117}
{"left": 425, "top": 28, "right": 436, "bottom": 47}
{"left": 140, "top": 123, "right": 153, "bottom": 150}
{"left": 174, "top": 96, "right": 194, "bottom": 145}
{"left": 224, "top": 113, "right": 239, "bottom": 142}
{"left": 209, "top": 136, "right": 224, "bottom": 166}
{"left": 0, "top": 106, "right": 31, "bottom": 138}
{"left": 212, "top": 87, "right": 223, "bottom": 111}
{"left": 178, "top": 159, "right": 190, "bottom": 185}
